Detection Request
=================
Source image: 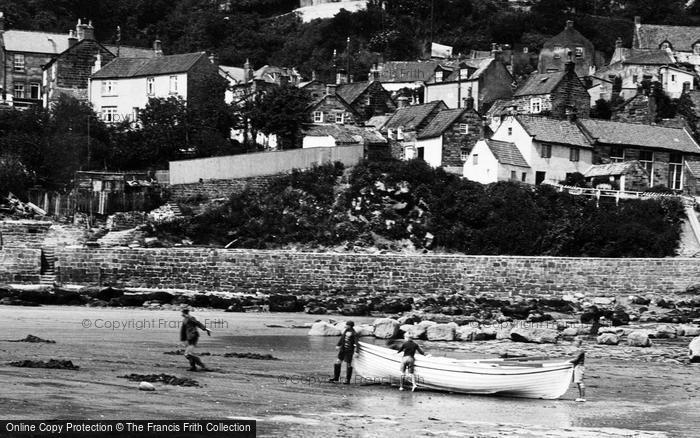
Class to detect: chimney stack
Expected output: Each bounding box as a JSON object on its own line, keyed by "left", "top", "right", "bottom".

{"left": 68, "top": 29, "right": 78, "bottom": 47}
{"left": 634, "top": 16, "right": 641, "bottom": 27}
{"left": 76, "top": 19, "right": 95, "bottom": 40}
{"left": 566, "top": 20, "right": 574, "bottom": 30}
{"left": 336, "top": 70, "right": 348, "bottom": 85}
{"left": 615, "top": 37, "right": 622, "bottom": 49}
{"left": 311, "top": 70, "right": 317, "bottom": 81}
{"left": 243, "top": 59, "right": 253, "bottom": 83}
{"left": 208, "top": 53, "right": 219, "bottom": 66}
{"left": 325, "top": 83, "right": 337, "bottom": 96}
{"left": 465, "top": 95, "right": 474, "bottom": 110}
{"left": 0, "top": 12, "right": 5, "bottom": 32}
{"left": 397, "top": 96, "right": 409, "bottom": 108}
{"left": 153, "top": 39, "right": 163, "bottom": 57}
{"left": 565, "top": 106, "right": 577, "bottom": 122}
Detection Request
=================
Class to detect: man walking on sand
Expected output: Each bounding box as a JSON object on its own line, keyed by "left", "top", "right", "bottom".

{"left": 180, "top": 307, "right": 212, "bottom": 371}
{"left": 397, "top": 333, "right": 425, "bottom": 391}
{"left": 569, "top": 338, "right": 586, "bottom": 402}
{"left": 329, "top": 321, "right": 357, "bottom": 384}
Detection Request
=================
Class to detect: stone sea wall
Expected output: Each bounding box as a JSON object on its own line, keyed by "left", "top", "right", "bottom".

{"left": 167, "top": 175, "right": 278, "bottom": 201}
{"left": 37, "top": 248, "right": 700, "bottom": 297}
{"left": 0, "top": 247, "right": 41, "bottom": 283}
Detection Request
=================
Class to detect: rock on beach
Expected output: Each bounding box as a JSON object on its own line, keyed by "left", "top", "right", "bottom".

{"left": 308, "top": 321, "right": 341, "bottom": 336}
{"left": 373, "top": 318, "right": 399, "bottom": 339}
{"left": 627, "top": 330, "right": 653, "bottom": 347}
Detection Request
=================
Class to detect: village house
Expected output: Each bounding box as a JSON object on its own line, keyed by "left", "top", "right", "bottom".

{"left": 89, "top": 51, "right": 221, "bottom": 124}
{"left": 599, "top": 44, "right": 677, "bottom": 100}
{"left": 509, "top": 60, "right": 591, "bottom": 119}
{"left": 659, "top": 65, "right": 696, "bottom": 99}
{"left": 307, "top": 83, "right": 359, "bottom": 126}
{"left": 42, "top": 23, "right": 155, "bottom": 108}
{"left": 382, "top": 100, "right": 447, "bottom": 160}
{"left": 632, "top": 16, "right": 700, "bottom": 69}
{"left": 586, "top": 75, "right": 614, "bottom": 106}
{"left": 538, "top": 20, "right": 600, "bottom": 77}
{"left": 423, "top": 49, "right": 514, "bottom": 111}
{"left": 414, "top": 99, "right": 483, "bottom": 172}
{"left": 336, "top": 81, "right": 396, "bottom": 122}
{"left": 583, "top": 161, "right": 650, "bottom": 192}
{"left": 685, "top": 160, "right": 700, "bottom": 196}
{"left": 223, "top": 60, "right": 301, "bottom": 106}
{"left": 490, "top": 115, "right": 593, "bottom": 185}
{"left": 463, "top": 138, "right": 531, "bottom": 184}
{"left": 370, "top": 60, "right": 453, "bottom": 104}
{"left": 301, "top": 123, "right": 386, "bottom": 158}
{"left": 578, "top": 119, "right": 700, "bottom": 191}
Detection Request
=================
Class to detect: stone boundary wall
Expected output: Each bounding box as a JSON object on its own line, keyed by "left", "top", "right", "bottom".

{"left": 52, "top": 248, "right": 700, "bottom": 297}
{"left": 0, "top": 248, "right": 41, "bottom": 283}
{"left": 168, "top": 175, "right": 280, "bottom": 201}
{"left": 0, "top": 220, "right": 53, "bottom": 248}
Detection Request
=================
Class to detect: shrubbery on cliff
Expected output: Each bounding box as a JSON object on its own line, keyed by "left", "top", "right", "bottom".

{"left": 163, "top": 160, "right": 685, "bottom": 257}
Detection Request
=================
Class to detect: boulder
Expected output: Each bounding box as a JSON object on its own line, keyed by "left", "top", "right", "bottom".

{"left": 611, "top": 308, "right": 630, "bottom": 326}
{"left": 138, "top": 381, "right": 156, "bottom": 391}
{"left": 308, "top": 321, "right": 342, "bottom": 337}
{"left": 417, "top": 320, "right": 437, "bottom": 329}
{"left": 653, "top": 325, "right": 677, "bottom": 339}
{"left": 400, "top": 324, "right": 427, "bottom": 340}
{"left": 355, "top": 324, "right": 374, "bottom": 337}
{"left": 630, "top": 295, "right": 651, "bottom": 305}
{"left": 426, "top": 323, "right": 456, "bottom": 341}
{"left": 476, "top": 327, "right": 497, "bottom": 341}
{"left": 561, "top": 327, "right": 579, "bottom": 337}
{"left": 627, "top": 330, "right": 653, "bottom": 347}
{"left": 598, "top": 327, "right": 625, "bottom": 336}
{"left": 686, "top": 284, "right": 700, "bottom": 295}
{"left": 678, "top": 325, "right": 700, "bottom": 337}
{"left": 689, "top": 337, "right": 700, "bottom": 362}
{"left": 593, "top": 297, "right": 615, "bottom": 306}
{"left": 510, "top": 327, "right": 558, "bottom": 344}
{"left": 269, "top": 294, "right": 302, "bottom": 312}
{"left": 455, "top": 326, "right": 479, "bottom": 342}
{"left": 597, "top": 333, "right": 620, "bottom": 345}
{"left": 373, "top": 318, "right": 400, "bottom": 339}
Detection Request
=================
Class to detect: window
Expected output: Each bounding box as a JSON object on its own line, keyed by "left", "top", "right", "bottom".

{"left": 569, "top": 147, "right": 579, "bottom": 162}
{"left": 541, "top": 143, "right": 552, "bottom": 158}
{"left": 511, "top": 170, "right": 516, "bottom": 180}
{"left": 13, "top": 54, "right": 24, "bottom": 71}
{"left": 29, "top": 83, "right": 40, "bottom": 100}
{"left": 521, "top": 172, "right": 526, "bottom": 182}
{"left": 313, "top": 111, "right": 323, "bottom": 123}
{"left": 459, "top": 68, "right": 469, "bottom": 80}
{"left": 365, "top": 94, "right": 372, "bottom": 106}
{"left": 387, "top": 128, "right": 394, "bottom": 139}
{"left": 131, "top": 107, "right": 139, "bottom": 123}
{"left": 553, "top": 45, "right": 562, "bottom": 59}
{"left": 575, "top": 47, "right": 584, "bottom": 58}
{"left": 434, "top": 70, "right": 443, "bottom": 82}
{"left": 101, "top": 106, "right": 118, "bottom": 124}
{"left": 101, "top": 80, "right": 116, "bottom": 95}
{"left": 14, "top": 83, "right": 24, "bottom": 99}
{"left": 460, "top": 150, "right": 469, "bottom": 161}
{"left": 473, "top": 154, "right": 479, "bottom": 165}
{"left": 335, "top": 112, "right": 344, "bottom": 124}
{"left": 632, "top": 75, "right": 638, "bottom": 84}
{"left": 507, "top": 127, "right": 513, "bottom": 136}
{"left": 610, "top": 146, "right": 624, "bottom": 162}
{"left": 639, "top": 150, "right": 654, "bottom": 185}
{"left": 169, "top": 75, "right": 178, "bottom": 93}
{"left": 459, "top": 123, "right": 469, "bottom": 134}
{"left": 147, "top": 77, "right": 155, "bottom": 95}
{"left": 668, "top": 152, "right": 683, "bottom": 190}
{"left": 530, "top": 98, "right": 542, "bottom": 114}
{"left": 671, "top": 74, "right": 676, "bottom": 82}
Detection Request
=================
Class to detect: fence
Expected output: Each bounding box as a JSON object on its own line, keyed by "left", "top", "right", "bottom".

{"left": 27, "top": 190, "right": 162, "bottom": 218}
{"left": 545, "top": 182, "right": 698, "bottom": 206}
{"left": 169, "top": 145, "right": 364, "bottom": 185}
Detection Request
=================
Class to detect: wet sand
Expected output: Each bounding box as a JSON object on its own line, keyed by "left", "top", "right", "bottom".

{"left": 0, "top": 306, "right": 698, "bottom": 437}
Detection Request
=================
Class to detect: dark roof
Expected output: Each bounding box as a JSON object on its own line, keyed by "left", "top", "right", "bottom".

{"left": 514, "top": 72, "right": 566, "bottom": 97}
{"left": 516, "top": 116, "right": 592, "bottom": 148}
{"left": 484, "top": 139, "right": 530, "bottom": 167}
{"left": 686, "top": 160, "right": 700, "bottom": 178}
{"left": 92, "top": 52, "right": 207, "bottom": 79}
{"left": 623, "top": 49, "right": 674, "bottom": 65}
{"left": 578, "top": 119, "right": 700, "bottom": 154}
{"left": 336, "top": 82, "right": 373, "bottom": 105}
{"left": 417, "top": 108, "right": 467, "bottom": 139}
{"left": 103, "top": 44, "right": 157, "bottom": 59}
{"left": 543, "top": 25, "right": 593, "bottom": 49}
{"left": 689, "top": 90, "right": 700, "bottom": 116}
{"left": 444, "top": 58, "right": 494, "bottom": 81}
{"left": 636, "top": 24, "right": 700, "bottom": 51}
{"left": 377, "top": 61, "right": 441, "bottom": 83}
{"left": 303, "top": 124, "right": 386, "bottom": 144}
{"left": 486, "top": 98, "right": 516, "bottom": 118}
{"left": 384, "top": 101, "right": 446, "bottom": 131}
{"left": 584, "top": 162, "right": 643, "bottom": 177}
{"left": 43, "top": 39, "right": 111, "bottom": 68}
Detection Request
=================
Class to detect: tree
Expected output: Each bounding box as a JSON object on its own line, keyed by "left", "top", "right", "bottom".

{"left": 241, "top": 85, "right": 311, "bottom": 150}
{"left": 590, "top": 99, "right": 612, "bottom": 120}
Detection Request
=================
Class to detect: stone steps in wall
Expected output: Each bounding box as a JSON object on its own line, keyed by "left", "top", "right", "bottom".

{"left": 39, "top": 274, "right": 56, "bottom": 285}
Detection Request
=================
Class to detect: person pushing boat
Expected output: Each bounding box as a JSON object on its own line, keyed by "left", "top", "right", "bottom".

{"left": 397, "top": 333, "right": 424, "bottom": 391}
{"left": 329, "top": 321, "right": 357, "bottom": 384}
{"left": 569, "top": 339, "right": 586, "bottom": 402}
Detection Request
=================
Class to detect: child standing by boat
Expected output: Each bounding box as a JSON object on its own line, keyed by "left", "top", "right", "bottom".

{"left": 397, "top": 333, "right": 425, "bottom": 391}
{"left": 570, "top": 339, "right": 586, "bottom": 402}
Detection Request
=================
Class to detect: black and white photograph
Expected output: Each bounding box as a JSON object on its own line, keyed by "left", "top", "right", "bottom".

{"left": 0, "top": 0, "right": 699, "bottom": 436}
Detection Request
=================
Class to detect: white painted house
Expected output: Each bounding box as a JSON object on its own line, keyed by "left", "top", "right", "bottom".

{"left": 463, "top": 139, "right": 531, "bottom": 184}
{"left": 89, "top": 51, "right": 218, "bottom": 124}
{"left": 659, "top": 65, "right": 695, "bottom": 98}
{"left": 490, "top": 115, "right": 593, "bottom": 184}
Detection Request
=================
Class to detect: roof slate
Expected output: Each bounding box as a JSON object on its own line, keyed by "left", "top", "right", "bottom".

{"left": 686, "top": 160, "right": 700, "bottom": 178}
{"left": 514, "top": 72, "right": 567, "bottom": 96}
{"left": 336, "top": 82, "right": 372, "bottom": 105}
{"left": 623, "top": 49, "right": 675, "bottom": 65}
{"left": 636, "top": 24, "right": 700, "bottom": 51}
{"left": 377, "top": 61, "right": 441, "bottom": 83}
{"left": 584, "top": 161, "right": 641, "bottom": 177}
{"left": 92, "top": 52, "right": 207, "bottom": 79}
{"left": 417, "top": 108, "right": 466, "bottom": 139}
{"left": 578, "top": 119, "right": 700, "bottom": 154}
{"left": 3, "top": 30, "right": 70, "bottom": 54}
{"left": 485, "top": 139, "right": 530, "bottom": 167}
{"left": 303, "top": 124, "right": 385, "bottom": 144}
{"left": 384, "top": 101, "right": 446, "bottom": 131}
{"left": 103, "top": 44, "right": 157, "bottom": 59}
{"left": 516, "top": 116, "right": 592, "bottom": 148}
{"left": 543, "top": 26, "right": 593, "bottom": 48}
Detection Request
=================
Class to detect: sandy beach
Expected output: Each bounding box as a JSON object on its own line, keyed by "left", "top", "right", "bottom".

{"left": 0, "top": 305, "right": 698, "bottom": 437}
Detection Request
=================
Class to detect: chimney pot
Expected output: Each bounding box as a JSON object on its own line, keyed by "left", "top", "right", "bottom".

{"left": 615, "top": 37, "right": 622, "bottom": 49}
{"left": 634, "top": 16, "right": 641, "bottom": 26}
{"left": 208, "top": 53, "right": 219, "bottom": 66}
{"left": 68, "top": 30, "right": 78, "bottom": 47}
{"left": 0, "top": 12, "right": 5, "bottom": 32}
{"left": 153, "top": 39, "right": 163, "bottom": 57}
{"left": 565, "top": 106, "right": 577, "bottom": 122}
{"left": 397, "top": 96, "right": 409, "bottom": 108}
{"left": 566, "top": 20, "right": 574, "bottom": 29}
{"left": 326, "top": 83, "right": 337, "bottom": 96}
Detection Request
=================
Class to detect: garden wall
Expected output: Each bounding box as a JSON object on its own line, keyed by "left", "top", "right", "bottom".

{"left": 48, "top": 248, "right": 700, "bottom": 298}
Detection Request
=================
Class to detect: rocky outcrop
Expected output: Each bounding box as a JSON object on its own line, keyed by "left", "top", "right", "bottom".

{"left": 627, "top": 330, "right": 653, "bottom": 347}
{"left": 373, "top": 318, "right": 400, "bottom": 339}
{"left": 308, "top": 321, "right": 341, "bottom": 336}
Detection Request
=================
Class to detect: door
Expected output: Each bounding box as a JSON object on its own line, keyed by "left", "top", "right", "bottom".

{"left": 535, "top": 171, "right": 546, "bottom": 185}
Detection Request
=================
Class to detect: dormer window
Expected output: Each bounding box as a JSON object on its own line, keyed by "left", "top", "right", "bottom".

{"left": 575, "top": 47, "right": 584, "bottom": 58}
{"left": 387, "top": 128, "right": 395, "bottom": 139}
{"left": 397, "top": 127, "right": 404, "bottom": 140}
{"left": 459, "top": 68, "right": 469, "bottom": 80}
{"left": 313, "top": 111, "right": 323, "bottom": 123}
{"left": 434, "top": 70, "right": 443, "bottom": 82}
{"left": 530, "top": 98, "right": 542, "bottom": 114}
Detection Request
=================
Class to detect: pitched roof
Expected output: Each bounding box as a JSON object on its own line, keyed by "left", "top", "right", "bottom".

{"left": 688, "top": 90, "right": 700, "bottom": 115}
{"left": 445, "top": 58, "right": 495, "bottom": 81}
{"left": 92, "top": 52, "right": 207, "bottom": 79}
{"left": 584, "top": 161, "right": 643, "bottom": 177}
{"left": 484, "top": 139, "right": 530, "bottom": 167}
{"left": 219, "top": 65, "right": 245, "bottom": 83}
{"left": 103, "top": 44, "right": 157, "bottom": 59}
{"left": 2, "top": 29, "right": 70, "bottom": 54}
{"left": 303, "top": 124, "right": 386, "bottom": 144}
{"left": 623, "top": 49, "right": 674, "bottom": 65}
{"left": 417, "top": 108, "right": 467, "bottom": 139}
{"left": 686, "top": 160, "right": 700, "bottom": 178}
{"left": 485, "top": 98, "right": 515, "bottom": 118}
{"left": 384, "top": 101, "right": 446, "bottom": 131}
{"left": 578, "top": 119, "right": 700, "bottom": 154}
{"left": 514, "top": 72, "right": 566, "bottom": 96}
{"left": 377, "top": 61, "right": 441, "bottom": 83}
{"left": 516, "top": 116, "right": 592, "bottom": 148}
{"left": 636, "top": 24, "right": 700, "bottom": 51}
{"left": 336, "top": 82, "right": 372, "bottom": 105}
{"left": 543, "top": 25, "right": 593, "bottom": 48}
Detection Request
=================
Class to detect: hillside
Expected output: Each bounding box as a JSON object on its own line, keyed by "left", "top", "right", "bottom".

{"left": 155, "top": 160, "right": 686, "bottom": 257}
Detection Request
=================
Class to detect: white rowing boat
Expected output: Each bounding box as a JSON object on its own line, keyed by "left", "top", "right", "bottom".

{"left": 353, "top": 341, "right": 574, "bottom": 399}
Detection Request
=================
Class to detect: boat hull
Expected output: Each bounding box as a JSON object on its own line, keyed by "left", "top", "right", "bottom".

{"left": 353, "top": 342, "right": 574, "bottom": 399}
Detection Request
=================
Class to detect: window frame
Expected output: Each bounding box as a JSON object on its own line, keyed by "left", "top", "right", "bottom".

{"left": 29, "top": 83, "right": 40, "bottom": 100}
{"left": 434, "top": 70, "right": 443, "bottom": 82}
{"left": 530, "top": 97, "right": 542, "bottom": 114}
{"left": 610, "top": 146, "right": 624, "bottom": 162}
{"left": 668, "top": 152, "right": 683, "bottom": 190}
{"left": 575, "top": 46, "right": 584, "bottom": 58}
{"left": 169, "top": 75, "right": 178, "bottom": 94}
{"left": 540, "top": 143, "right": 552, "bottom": 159}
{"left": 569, "top": 147, "right": 579, "bottom": 162}
{"left": 101, "top": 106, "right": 118, "bottom": 124}
{"left": 459, "top": 123, "right": 469, "bottom": 135}
{"left": 147, "top": 77, "right": 155, "bottom": 95}
{"left": 313, "top": 111, "right": 323, "bottom": 123}
{"left": 13, "top": 83, "right": 25, "bottom": 99}
{"left": 639, "top": 150, "right": 654, "bottom": 186}
{"left": 101, "top": 80, "right": 117, "bottom": 96}
{"left": 473, "top": 154, "right": 479, "bottom": 165}
{"left": 13, "top": 54, "right": 25, "bottom": 71}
